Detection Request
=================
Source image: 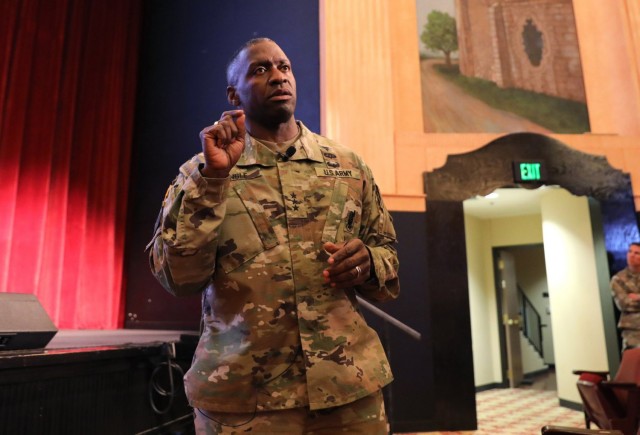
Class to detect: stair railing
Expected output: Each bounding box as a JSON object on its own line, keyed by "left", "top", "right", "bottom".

{"left": 517, "top": 286, "right": 544, "bottom": 359}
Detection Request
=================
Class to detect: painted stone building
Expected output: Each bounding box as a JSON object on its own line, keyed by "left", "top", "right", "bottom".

{"left": 455, "top": 0, "right": 586, "bottom": 103}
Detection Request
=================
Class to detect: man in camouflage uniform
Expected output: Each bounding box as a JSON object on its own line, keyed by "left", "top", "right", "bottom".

{"left": 148, "top": 38, "right": 399, "bottom": 434}
{"left": 611, "top": 242, "right": 640, "bottom": 351}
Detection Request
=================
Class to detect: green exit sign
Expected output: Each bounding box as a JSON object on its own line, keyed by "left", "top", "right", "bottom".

{"left": 513, "top": 161, "right": 546, "bottom": 183}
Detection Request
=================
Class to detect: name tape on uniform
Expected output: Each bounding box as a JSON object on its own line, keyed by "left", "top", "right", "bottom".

{"left": 231, "top": 169, "right": 261, "bottom": 181}
{"left": 315, "top": 168, "right": 360, "bottom": 179}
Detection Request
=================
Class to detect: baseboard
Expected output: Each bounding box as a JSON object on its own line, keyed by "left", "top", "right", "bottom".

{"left": 525, "top": 367, "right": 552, "bottom": 378}
{"left": 475, "top": 382, "right": 507, "bottom": 392}
{"left": 559, "top": 398, "right": 583, "bottom": 412}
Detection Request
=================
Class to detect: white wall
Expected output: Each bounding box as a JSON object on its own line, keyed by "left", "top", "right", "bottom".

{"left": 521, "top": 334, "right": 547, "bottom": 374}
{"left": 464, "top": 214, "right": 501, "bottom": 386}
{"left": 540, "top": 189, "right": 610, "bottom": 404}
{"left": 464, "top": 210, "right": 545, "bottom": 387}
{"left": 489, "top": 215, "right": 543, "bottom": 247}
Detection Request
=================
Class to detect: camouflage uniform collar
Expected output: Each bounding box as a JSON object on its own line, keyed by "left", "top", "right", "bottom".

{"left": 626, "top": 267, "right": 640, "bottom": 276}
{"left": 236, "top": 121, "right": 324, "bottom": 167}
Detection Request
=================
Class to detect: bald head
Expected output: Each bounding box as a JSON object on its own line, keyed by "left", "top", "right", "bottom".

{"left": 226, "top": 37, "right": 274, "bottom": 86}
{"left": 224, "top": 38, "right": 297, "bottom": 136}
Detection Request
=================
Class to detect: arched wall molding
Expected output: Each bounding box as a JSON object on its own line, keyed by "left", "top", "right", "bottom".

{"left": 425, "top": 133, "right": 633, "bottom": 203}
{"left": 424, "top": 133, "right": 638, "bottom": 269}
{"left": 424, "top": 133, "right": 639, "bottom": 268}
{"left": 424, "top": 132, "right": 640, "bottom": 279}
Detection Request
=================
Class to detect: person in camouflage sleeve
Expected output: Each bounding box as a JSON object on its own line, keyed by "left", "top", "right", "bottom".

{"left": 148, "top": 38, "right": 399, "bottom": 434}
{"left": 611, "top": 242, "right": 640, "bottom": 351}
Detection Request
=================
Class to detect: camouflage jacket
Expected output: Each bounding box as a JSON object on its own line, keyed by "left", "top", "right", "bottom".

{"left": 148, "top": 122, "right": 399, "bottom": 412}
{"left": 612, "top": 268, "right": 640, "bottom": 330}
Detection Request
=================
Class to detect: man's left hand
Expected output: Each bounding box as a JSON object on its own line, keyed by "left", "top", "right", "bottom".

{"left": 322, "top": 239, "right": 371, "bottom": 289}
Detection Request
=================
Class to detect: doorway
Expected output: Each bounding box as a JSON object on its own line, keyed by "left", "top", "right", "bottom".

{"left": 463, "top": 187, "right": 557, "bottom": 390}
{"left": 462, "top": 183, "right": 621, "bottom": 400}
{"left": 496, "top": 248, "right": 526, "bottom": 389}
{"left": 494, "top": 245, "right": 555, "bottom": 389}
{"left": 423, "top": 132, "right": 639, "bottom": 414}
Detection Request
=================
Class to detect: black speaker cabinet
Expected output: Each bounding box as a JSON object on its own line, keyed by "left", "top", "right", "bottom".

{"left": 0, "top": 293, "right": 58, "bottom": 350}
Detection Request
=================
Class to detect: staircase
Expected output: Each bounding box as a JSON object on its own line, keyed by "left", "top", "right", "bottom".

{"left": 518, "top": 285, "right": 544, "bottom": 359}
{"left": 518, "top": 286, "right": 547, "bottom": 376}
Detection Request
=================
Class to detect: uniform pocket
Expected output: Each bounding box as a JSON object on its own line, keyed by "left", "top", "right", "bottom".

{"left": 321, "top": 179, "right": 363, "bottom": 244}
{"left": 217, "top": 180, "right": 279, "bottom": 274}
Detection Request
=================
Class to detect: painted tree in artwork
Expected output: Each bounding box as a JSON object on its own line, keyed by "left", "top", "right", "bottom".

{"left": 421, "top": 10, "right": 458, "bottom": 66}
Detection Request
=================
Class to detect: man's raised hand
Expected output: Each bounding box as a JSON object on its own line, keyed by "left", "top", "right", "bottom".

{"left": 199, "top": 110, "right": 246, "bottom": 178}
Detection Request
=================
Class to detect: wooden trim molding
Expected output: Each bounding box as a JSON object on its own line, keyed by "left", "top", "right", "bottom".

{"left": 320, "top": 0, "right": 640, "bottom": 212}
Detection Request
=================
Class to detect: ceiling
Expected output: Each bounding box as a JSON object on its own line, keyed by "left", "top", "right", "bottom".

{"left": 463, "top": 186, "right": 562, "bottom": 219}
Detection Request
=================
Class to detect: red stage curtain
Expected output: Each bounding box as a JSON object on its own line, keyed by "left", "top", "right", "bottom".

{"left": 0, "top": 0, "right": 141, "bottom": 328}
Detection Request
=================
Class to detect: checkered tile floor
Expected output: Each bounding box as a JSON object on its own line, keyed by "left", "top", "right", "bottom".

{"left": 398, "top": 388, "right": 585, "bottom": 435}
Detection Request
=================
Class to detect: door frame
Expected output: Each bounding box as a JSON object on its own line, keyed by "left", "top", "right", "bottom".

{"left": 494, "top": 249, "right": 524, "bottom": 388}
{"left": 492, "top": 243, "right": 553, "bottom": 389}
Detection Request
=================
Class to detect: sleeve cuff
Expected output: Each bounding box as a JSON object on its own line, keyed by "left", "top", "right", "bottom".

{"left": 182, "top": 162, "right": 230, "bottom": 203}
